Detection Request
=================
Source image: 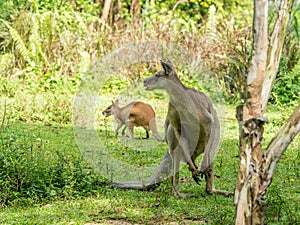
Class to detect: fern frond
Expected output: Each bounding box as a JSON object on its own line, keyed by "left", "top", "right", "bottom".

{"left": 30, "top": 13, "right": 49, "bottom": 66}
{"left": 0, "top": 19, "right": 35, "bottom": 67}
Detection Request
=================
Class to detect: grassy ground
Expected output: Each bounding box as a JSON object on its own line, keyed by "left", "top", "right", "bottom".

{"left": 0, "top": 102, "right": 299, "bottom": 224}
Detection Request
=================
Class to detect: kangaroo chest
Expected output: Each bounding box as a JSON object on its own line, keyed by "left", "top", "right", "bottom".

{"left": 168, "top": 104, "right": 180, "bottom": 130}
{"left": 167, "top": 103, "right": 199, "bottom": 132}
{"left": 167, "top": 102, "right": 203, "bottom": 160}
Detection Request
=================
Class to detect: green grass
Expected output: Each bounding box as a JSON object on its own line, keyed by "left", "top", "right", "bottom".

{"left": 0, "top": 189, "right": 235, "bottom": 224}
{"left": 0, "top": 101, "right": 299, "bottom": 224}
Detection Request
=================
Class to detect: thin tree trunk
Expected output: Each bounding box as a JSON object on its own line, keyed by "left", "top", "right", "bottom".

{"left": 261, "top": 0, "right": 294, "bottom": 113}
{"left": 235, "top": 0, "right": 296, "bottom": 224}
{"left": 101, "top": 0, "right": 113, "bottom": 23}
{"left": 235, "top": 0, "right": 268, "bottom": 224}
{"left": 70, "top": 0, "right": 77, "bottom": 11}
{"left": 131, "top": 0, "right": 141, "bottom": 27}
{"left": 116, "top": 0, "right": 123, "bottom": 19}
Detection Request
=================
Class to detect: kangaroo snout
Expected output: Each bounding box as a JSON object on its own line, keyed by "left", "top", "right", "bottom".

{"left": 143, "top": 77, "right": 154, "bottom": 91}
{"left": 143, "top": 78, "right": 149, "bottom": 87}
{"left": 102, "top": 108, "right": 111, "bottom": 117}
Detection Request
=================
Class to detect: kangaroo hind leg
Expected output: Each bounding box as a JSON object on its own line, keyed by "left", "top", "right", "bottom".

{"left": 203, "top": 162, "right": 232, "bottom": 197}
{"left": 168, "top": 126, "right": 194, "bottom": 198}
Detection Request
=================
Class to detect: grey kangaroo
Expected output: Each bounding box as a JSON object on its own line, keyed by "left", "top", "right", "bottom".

{"left": 102, "top": 100, "right": 163, "bottom": 141}
{"left": 113, "top": 60, "right": 230, "bottom": 197}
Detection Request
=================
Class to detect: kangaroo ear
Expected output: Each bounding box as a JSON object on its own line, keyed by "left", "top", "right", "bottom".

{"left": 114, "top": 99, "right": 119, "bottom": 105}
{"left": 161, "top": 60, "right": 174, "bottom": 76}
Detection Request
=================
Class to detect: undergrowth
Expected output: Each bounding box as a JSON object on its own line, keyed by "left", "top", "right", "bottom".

{"left": 0, "top": 122, "right": 107, "bottom": 207}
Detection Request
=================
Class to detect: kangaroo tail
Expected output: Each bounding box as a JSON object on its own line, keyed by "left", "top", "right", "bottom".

{"left": 112, "top": 151, "right": 172, "bottom": 190}
{"left": 149, "top": 118, "right": 164, "bottom": 141}
{"left": 200, "top": 106, "right": 221, "bottom": 172}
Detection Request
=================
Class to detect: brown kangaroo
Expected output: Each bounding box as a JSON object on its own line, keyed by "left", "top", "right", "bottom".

{"left": 113, "top": 60, "right": 230, "bottom": 197}
{"left": 102, "top": 100, "right": 163, "bottom": 141}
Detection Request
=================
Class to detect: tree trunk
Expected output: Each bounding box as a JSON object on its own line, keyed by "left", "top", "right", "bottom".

{"left": 70, "top": 0, "right": 77, "bottom": 11}
{"left": 234, "top": 2, "right": 268, "bottom": 224}
{"left": 234, "top": 0, "right": 296, "bottom": 224}
{"left": 101, "top": 0, "right": 113, "bottom": 23}
{"left": 261, "top": 0, "right": 294, "bottom": 113}
{"left": 131, "top": 0, "right": 141, "bottom": 27}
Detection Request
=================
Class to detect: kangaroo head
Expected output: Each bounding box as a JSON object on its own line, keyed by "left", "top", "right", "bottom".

{"left": 144, "top": 60, "right": 180, "bottom": 91}
{"left": 102, "top": 100, "right": 119, "bottom": 117}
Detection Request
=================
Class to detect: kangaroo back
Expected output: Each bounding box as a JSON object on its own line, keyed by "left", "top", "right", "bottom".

{"left": 128, "top": 102, "right": 155, "bottom": 126}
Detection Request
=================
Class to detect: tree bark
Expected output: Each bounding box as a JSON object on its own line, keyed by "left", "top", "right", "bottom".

{"left": 70, "top": 0, "right": 77, "bottom": 11}
{"left": 131, "top": 0, "right": 141, "bottom": 27}
{"left": 261, "top": 0, "right": 294, "bottom": 113}
{"left": 235, "top": 0, "right": 296, "bottom": 224}
{"left": 235, "top": 0, "right": 268, "bottom": 224}
{"left": 101, "top": 0, "right": 113, "bottom": 23}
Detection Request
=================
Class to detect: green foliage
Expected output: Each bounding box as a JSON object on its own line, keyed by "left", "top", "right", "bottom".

{"left": 0, "top": 74, "right": 79, "bottom": 124}
{"left": 0, "top": 0, "right": 26, "bottom": 21}
{"left": 270, "top": 59, "right": 300, "bottom": 106}
{"left": 266, "top": 187, "right": 300, "bottom": 224}
{"left": 1, "top": 19, "right": 35, "bottom": 67}
{"left": 0, "top": 8, "right": 103, "bottom": 79}
{"left": 264, "top": 143, "right": 300, "bottom": 224}
{"left": 0, "top": 123, "right": 106, "bottom": 206}
{"left": 0, "top": 0, "right": 298, "bottom": 106}
{"left": 101, "top": 76, "right": 131, "bottom": 95}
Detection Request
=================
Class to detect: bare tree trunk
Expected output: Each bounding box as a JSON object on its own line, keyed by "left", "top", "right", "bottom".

{"left": 234, "top": 2, "right": 268, "bottom": 224}
{"left": 116, "top": 0, "right": 123, "bottom": 20}
{"left": 70, "top": 0, "right": 77, "bottom": 11}
{"left": 131, "top": 0, "right": 141, "bottom": 27}
{"left": 261, "top": 0, "right": 294, "bottom": 113}
{"left": 101, "top": 0, "right": 113, "bottom": 23}
{"left": 235, "top": 0, "right": 296, "bottom": 224}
